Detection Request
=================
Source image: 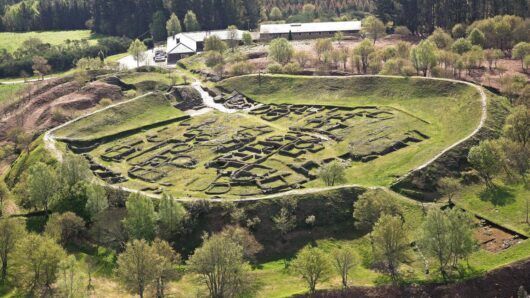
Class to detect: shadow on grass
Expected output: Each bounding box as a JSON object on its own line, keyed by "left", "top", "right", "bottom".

{"left": 479, "top": 185, "right": 515, "bottom": 206}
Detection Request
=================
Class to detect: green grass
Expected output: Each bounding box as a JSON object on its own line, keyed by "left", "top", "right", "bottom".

{"left": 220, "top": 75, "right": 483, "bottom": 187}
{"left": 0, "top": 30, "right": 101, "bottom": 53}
{"left": 0, "top": 83, "right": 24, "bottom": 105}
{"left": 119, "top": 71, "right": 184, "bottom": 86}
{"left": 455, "top": 182, "right": 530, "bottom": 237}
{"left": 53, "top": 93, "right": 185, "bottom": 141}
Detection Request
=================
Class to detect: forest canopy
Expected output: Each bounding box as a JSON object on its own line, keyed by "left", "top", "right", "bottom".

{"left": 0, "top": 0, "right": 528, "bottom": 38}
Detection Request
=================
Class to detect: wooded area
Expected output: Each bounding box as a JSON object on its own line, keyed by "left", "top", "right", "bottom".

{"left": 0, "top": 0, "right": 528, "bottom": 37}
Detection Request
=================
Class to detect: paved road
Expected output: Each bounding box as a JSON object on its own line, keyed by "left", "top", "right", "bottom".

{"left": 118, "top": 48, "right": 167, "bottom": 70}
{"left": 42, "top": 75, "right": 488, "bottom": 202}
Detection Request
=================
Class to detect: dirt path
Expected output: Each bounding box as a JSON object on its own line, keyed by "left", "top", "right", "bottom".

{"left": 43, "top": 75, "right": 487, "bottom": 202}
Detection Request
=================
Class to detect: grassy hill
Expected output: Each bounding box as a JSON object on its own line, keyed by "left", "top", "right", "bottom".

{"left": 220, "top": 75, "right": 484, "bottom": 186}
{"left": 53, "top": 92, "right": 185, "bottom": 142}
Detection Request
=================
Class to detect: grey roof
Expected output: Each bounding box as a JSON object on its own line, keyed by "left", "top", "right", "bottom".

{"left": 167, "top": 29, "right": 247, "bottom": 55}
{"left": 260, "top": 21, "right": 361, "bottom": 35}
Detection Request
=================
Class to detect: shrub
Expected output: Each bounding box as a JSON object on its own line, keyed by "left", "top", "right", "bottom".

{"left": 452, "top": 38, "right": 473, "bottom": 54}
{"left": 242, "top": 32, "right": 253, "bottom": 45}
{"left": 267, "top": 63, "right": 283, "bottom": 74}
{"left": 99, "top": 98, "right": 113, "bottom": 107}
{"left": 282, "top": 62, "right": 301, "bottom": 74}
{"left": 230, "top": 61, "right": 255, "bottom": 75}
{"left": 394, "top": 26, "right": 411, "bottom": 36}
{"left": 205, "top": 51, "right": 224, "bottom": 67}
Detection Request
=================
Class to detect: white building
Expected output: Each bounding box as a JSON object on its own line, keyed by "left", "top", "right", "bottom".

{"left": 259, "top": 20, "right": 362, "bottom": 41}
{"left": 167, "top": 29, "right": 247, "bottom": 63}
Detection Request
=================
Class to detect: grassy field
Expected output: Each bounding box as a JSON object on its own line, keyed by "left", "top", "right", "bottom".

{"left": 0, "top": 84, "right": 24, "bottom": 104}
{"left": 0, "top": 30, "right": 101, "bottom": 53}
{"left": 455, "top": 182, "right": 530, "bottom": 237}
{"left": 53, "top": 93, "right": 185, "bottom": 141}
{"left": 220, "top": 75, "right": 483, "bottom": 187}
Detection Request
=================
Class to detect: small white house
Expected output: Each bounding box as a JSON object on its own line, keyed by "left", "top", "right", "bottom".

{"left": 167, "top": 29, "right": 247, "bottom": 63}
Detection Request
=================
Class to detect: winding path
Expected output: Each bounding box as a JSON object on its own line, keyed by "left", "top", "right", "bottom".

{"left": 42, "top": 75, "right": 487, "bottom": 201}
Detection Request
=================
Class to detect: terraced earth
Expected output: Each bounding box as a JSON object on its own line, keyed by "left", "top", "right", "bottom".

{"left": 52, "top": 75, "right": 484, "bottom": 199}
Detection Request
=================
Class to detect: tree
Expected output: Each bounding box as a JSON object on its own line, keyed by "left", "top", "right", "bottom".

{"left": 150, "top": 11, "right": 167, "bottom": 42}
{"left": 437, "top": 177, "right": 462, "bottom": 205}
{"left": 128, "top": 39, "right": 147, "bottom": 68}
{"left": 332, "top": 247, "right": 358, "bottom": 289}
{"left": 152, "top": 239, "right": 181, "bottom": 298}
{"left": 204, "top": 35, "right": 228, "bottom": 53}
{"left": 227, "top": 25, "right": 239, "bottom": 51}
{"left": 158, "top": 193, "right": 187, "bottom": 239}
{"left": 184, "top": 10, "right": 200, "bottom": 32}
{"left": 372, "top": 214, "right": 409, "bottom": 281}
{"left": 452, "top": 38, "right": 472, "bottom": 54}
{"left": 44, "top": 212, "right": 86, "bottom": 246}
{"left": 484, "top": 49, "right": 503, "bottom": 70}
{"left": 32, "top": 56, "right": 51, "bottom": 80}
{"left": 122, "top": 192, "right": 157, "bottom": 241}
{"left": 220, "top": 225, "right": 263, "bottom": 262}
{"left": 468, "top": 28, "right": 486, "bottom": 47}
{"left": 0, "top": 218, "right": 25, "bottom": 282}
{"left": 269, "top": 38, "right": 294, "bottom": 65}
{"left": 501, "top": 139, "right": 529, "bottom": 186}
{"left": 166, "top": 13, "right": 182, "bottom": 38}
{"left": 513, "top": 42, "right": 530, "bottom": 71}
{"left": 291, "top": 246, "right": 333, "bottom": 294}
{"left": 468, "top": 140, "right": 503, "bottom": 189}
{"left": 59, "top": 153, "right": 90, "bottom": 190}
{"left": 518, "top": 286, "right": 528, "bottom": 298}
{"left": 362, "top": 16, "right": 386, "bottom": 44}
{"left": 57, "top": 255, "right": 86, "bottom": 298}
{"left": 187, "top": 233, "right": 249, "bottom": 298}
{"left": 12, "top": 234, "right": 66, "bottom": 295}
{"left": 451, "top": 24, "right": 466, "bottom": 38}
{"left": 410, "top": 40, "right": 437, "bottom": 76}
{"left": 0, "top": 182, "right": 9, "bottom": 216}
{"left": 269, "top": 7, "right": 282, "bottom": 21}
{"left": 500, "top": 74, "right": 528, "bottom": 104}
{"left": 354, "top": 39, "right": 375, "bottom": 74}
{"left": 272, "top": 207, "right": 296, "bottom": 239}
{"left": 428, "top": 27, "right": 454, "bottom": 49}
{"left": 242, "top": 32, "right": 252, "bottom": 45}
{"left": 318, "top": 161, "right": 346, "bottom": 186}
{"left": 294, "top": 50, "right": 311, "bottom": 68}
{"left": 27, "top": 162, "right": 58, "bottom": 214}
{"left": 353, "top": 189, "right": 403, "bottom": 237}
{"left": 116, "top": 239, "right": 162, "bottom": 298}
{"left": 419, "top": 208, "right": 475, "bottom": 280}
{"left": 85, "top": 184, "right": 108, "bottom": 220}
{"left": 301, "top": 4, "right": 316, "bottom": 22}
{"left": 314, "top": 38, "right": 333, "bottom": 62}
{"left": 504, "top": 105, "right": 529, "bottom": 147}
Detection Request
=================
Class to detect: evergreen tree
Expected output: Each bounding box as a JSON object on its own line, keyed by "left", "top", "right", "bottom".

{"left": 166, "top": 13, "right": 182, "bottom": 38}
{"left": 184, "top": 10, "right": 200, "bottom": 32}
{"left": 150, "top": 10, "right": 167, "bottom": 42}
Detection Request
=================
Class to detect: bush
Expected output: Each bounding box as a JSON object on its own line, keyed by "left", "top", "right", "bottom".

{"left": 452, "top": 38, "right": 473, "bottom": 54}
{"left": 242, "top": 32, "right": 253, "bottom": 45}
{"left": 394, "top": 26, "right": 411, "bottom": 36}
{"left": 282, "top": 62, "right": 301, "bottom": 74}
{"left": 205, "top": 51, "right": 224, "bottom": 67}
{"left": 230, "top": 61, "right": 255, "bottom": 75}
{"left": 267, "top": 63, "right": 283, "bottom": 74}
{"left": 99, "top": 98, "right": 113, "bottom": 107}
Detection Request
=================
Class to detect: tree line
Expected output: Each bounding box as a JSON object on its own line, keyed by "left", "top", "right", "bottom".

{"left": 0, "top": 36, "right": 131, "bottom": 78}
